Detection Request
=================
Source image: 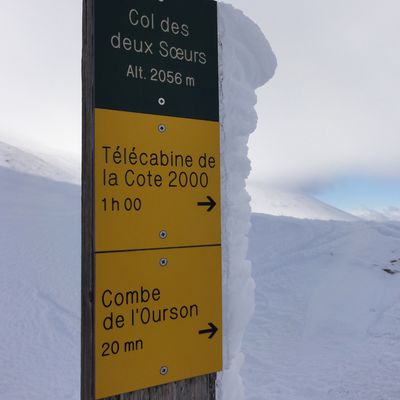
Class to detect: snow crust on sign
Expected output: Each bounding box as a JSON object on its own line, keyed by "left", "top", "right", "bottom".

{"left": 217, "top": 3, "right": 277, "bottom": 399}
{"left": 243, "top": 213, "right": 400, "bottom": 400}
{"left": 247, "top": 180, "right": 358, "bottom": 221}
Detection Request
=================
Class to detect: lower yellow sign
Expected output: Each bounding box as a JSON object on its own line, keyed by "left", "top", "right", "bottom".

{"left": 95, "top": 247, "right": 222, "bottom": 399}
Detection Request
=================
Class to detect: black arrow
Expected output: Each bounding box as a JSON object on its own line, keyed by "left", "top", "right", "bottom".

{"left": 197, "top": 196, "right": 216, "bottom": 212}
{"left": 198, "top": 322, "right": 218, "bottom": 339}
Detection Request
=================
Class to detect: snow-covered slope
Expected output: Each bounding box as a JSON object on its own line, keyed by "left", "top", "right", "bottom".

{"left": 247, "top": 180, "right": 358, "bottom": 221}
{"left": 2, "top": 160, "right": 400, "bottom": 399}
{"left": 0, "top": 166, "right": 80, "bottom": 399}
{"left": 243, "top": 213, "right": 400, "bottom": 400}
{"left": 0, "top": 141, "right": 80, "bottom": 184}
{"left": 352, "top": 207, "right": 400, "bottom": 222}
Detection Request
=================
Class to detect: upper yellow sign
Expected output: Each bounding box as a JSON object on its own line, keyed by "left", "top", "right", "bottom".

{"left": 95, "top": 108, "right": 221, "bottom": 253}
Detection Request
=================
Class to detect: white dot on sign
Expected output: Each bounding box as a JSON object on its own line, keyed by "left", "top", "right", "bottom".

{"left": 160, "top": 366, "right": 168, "bottom": 375}
{"left": 159, "top": 230, "right": 168, "bottom": 240}
{"left": 158, "top": 97, "right": 166, "bottom": 106}
{"left": 158, "top": 124, "right": 167, "bottom": 134}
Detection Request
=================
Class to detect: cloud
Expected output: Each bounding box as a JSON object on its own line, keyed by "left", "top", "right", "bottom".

{"left": 228, "top": 0, "right": 400, "bottom": 189}
{"left": 0, "top": 0, "right": 82, "bottom": 154}
{"left": 1, "top": 0, "right": 400, "bottom": 182}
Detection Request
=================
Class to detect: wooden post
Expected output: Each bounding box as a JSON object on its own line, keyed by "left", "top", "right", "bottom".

{"left": 101, "top": 375, "right": 216, "bottom": 400}
{"left": 81, "top": 0, "right": 95, "bottom": 399}
{"left": 82, "top": 1, "right": 218, "bottom": 399}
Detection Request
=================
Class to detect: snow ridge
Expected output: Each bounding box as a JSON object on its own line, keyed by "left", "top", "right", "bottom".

{"left": 247, "top": 181, "right": 358, "bottom": 221}
{"left": 217, "top": 4, "right": 277, "bottom": 400}
{"left": 0, "top": 141, "right": 80, "bottom": 185}
{"left": 352, "top": 207, "right": 400, "bottom": 222}
{"left": 2, "top": 144, "right": 400, "bottom": 400}
{"left": 243, "top": 213, "right": 400, "bottom": 400}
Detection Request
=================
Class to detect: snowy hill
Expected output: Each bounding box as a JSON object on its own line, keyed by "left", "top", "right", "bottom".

{"left": 352, "top": 207, "right": 400, "bottom": 222}
{"left": 247, "top": 181, "right": 358, "bottom": 221}
{"left": 0, "top": 166, "right": 81, "bottom": 399}
{"left": 1, "top": 140, "right": 362, "bottom": 225}
{"left": 0, "top": 141, "right": 80, "bottom": 184}
{"left": 1, "top": 144, "right": 400, "bottom": 399}
{"left": 243, "top": 213, "right": 400, "bottom": 400}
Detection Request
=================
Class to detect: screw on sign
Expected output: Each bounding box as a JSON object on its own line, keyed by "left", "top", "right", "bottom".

{"left": 159, "top": 258, "right": 168, "bottom": 267}
{"left": 158, "top": 124, "right": 167, "bottom": 134}
{"left": 160, "top": 366, "right": 169, "bottom": 376}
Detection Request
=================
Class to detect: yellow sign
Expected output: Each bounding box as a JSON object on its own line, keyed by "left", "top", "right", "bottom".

{"left": 94, "top": 108, "right": 222, "bottom": 398}
{"left": 95, "top": 247, "right": 222, "bottom": 399}
{"left": 95, "top": 109, "right": 221, "bottom": 252}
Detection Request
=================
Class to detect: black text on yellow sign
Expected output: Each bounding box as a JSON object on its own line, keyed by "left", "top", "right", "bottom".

{"left": 94, "top": 108, "right": 222, "bottom": 398}
{"left": 95, "top": 247, "right": 222, "bottom": 399}
{"left": 95, "top": 109, "right": 221, "bottom": 252}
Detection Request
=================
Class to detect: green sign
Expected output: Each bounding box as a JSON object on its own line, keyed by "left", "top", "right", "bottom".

{"left": 95, "top": 0, "right": 219, "bottom": 120}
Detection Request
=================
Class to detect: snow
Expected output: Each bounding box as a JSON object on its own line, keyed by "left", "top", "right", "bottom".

{"left": 1, "top": 144, "right": 400, "bottom": 399}
{"left": 1, "top": 2, "right": 400, "bottom": 400}
{"left": 0, "top": 141, "right": 80, "bottom": 185}
{"left": 243, "top": 213, "right": 400, "bottom": 400}
{"left": 217, "top": 3, "right": 277, "bottom": 399}
{"left": 247, "top": 180, "right": 358, "bottom": 221}
{"left": 0, "top": 166, "right": 81, "bottom": 399}
{"left": 352, "top": 207, "right": 400, "bottom": 222}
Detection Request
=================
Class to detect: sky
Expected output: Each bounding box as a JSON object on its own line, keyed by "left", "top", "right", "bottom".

{"left": 228, "top": 0, "right": 400, "bottom": 211}
{"left": 0, "top": 0, "right": 82, "bottom": 154}
{"left": 314, "top": 175, "right": 400, "bottom": 212}
{"left": 0, "top": 0, "right": 399, "bottom": 211}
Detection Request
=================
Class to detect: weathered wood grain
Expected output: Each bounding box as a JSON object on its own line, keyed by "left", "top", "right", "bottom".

{"left": 106, "top": 375, "right": 216, "bottom": 400}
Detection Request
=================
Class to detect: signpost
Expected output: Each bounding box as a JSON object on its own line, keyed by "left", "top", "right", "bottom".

{"left": 82, "top": 0, "right": 221, "bottom": 399}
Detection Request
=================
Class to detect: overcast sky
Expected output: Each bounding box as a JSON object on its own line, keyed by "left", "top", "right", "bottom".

{"left": 228, "top": 0, "right": 400, "bottom": 210}
{"left": 0, "top": 0, "right": 82, "bottom": 154}
{"left": 0, "top": 0, "right": 399, "bottom": 210}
